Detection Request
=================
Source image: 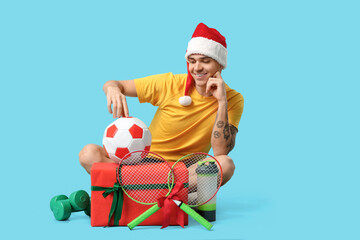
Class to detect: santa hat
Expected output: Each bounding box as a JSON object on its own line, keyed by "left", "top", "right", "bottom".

{"left": 179, "top": 23, "right": 228, "bottom": 106}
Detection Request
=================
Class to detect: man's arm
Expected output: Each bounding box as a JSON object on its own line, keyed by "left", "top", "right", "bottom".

{"left": 206, "top": 72, "right": 237, "bottom": 185}
{"left": 206, "top": 72, "right": 237, "bottom": 155}
{"left": 103, "top": 80, "right": 137, "bottom": 118}
{"left": 210, "top": 98, "right": 238, "bottom": 186}
{"left": 211, "top": 101, "right": 238, "bottom": 156}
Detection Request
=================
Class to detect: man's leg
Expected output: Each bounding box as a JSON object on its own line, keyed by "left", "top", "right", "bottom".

{"left": 214, "top": 155, "right": 235, "bottom": 186}
{"left": 79, "top": 144, "right": 113, "bottom": 174}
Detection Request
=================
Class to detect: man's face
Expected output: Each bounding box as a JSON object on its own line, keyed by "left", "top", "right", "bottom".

{"left": 187, "top": 54, "right": 223, "bottom": 87}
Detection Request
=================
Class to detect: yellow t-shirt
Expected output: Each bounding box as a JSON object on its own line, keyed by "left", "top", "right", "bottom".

{"left": 134, "top": 72, "right": 244, "bottom": 161}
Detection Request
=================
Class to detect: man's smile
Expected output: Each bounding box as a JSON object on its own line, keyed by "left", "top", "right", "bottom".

{"left": 194, "top": 72, "right": 208, "bottom": 79}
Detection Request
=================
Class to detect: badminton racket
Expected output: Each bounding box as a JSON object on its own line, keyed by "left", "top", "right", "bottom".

{"left": 170, "top": 152, "right": 222, "bottom": 230}
{"left": 116, "top": 150, "right": 174, "bottom": 228}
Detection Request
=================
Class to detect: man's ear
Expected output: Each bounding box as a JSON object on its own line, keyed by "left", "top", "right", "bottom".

{"left": 219, "top": 65, "right": 224, "bottom": 73}
{"left": 218, "top": 61, "right": 224, "bottom": 70}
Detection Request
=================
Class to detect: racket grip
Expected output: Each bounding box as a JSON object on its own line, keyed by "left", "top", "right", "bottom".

{"left": 127, "top": 204, "right": 161, "bottom": 230}
{"left": 178, "top": 203, "right": 213, "bottom": 230}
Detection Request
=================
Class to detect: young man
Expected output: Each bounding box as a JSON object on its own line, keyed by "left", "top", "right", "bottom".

{"left": 79, "top": 23, "right": 244, "bottom": 185}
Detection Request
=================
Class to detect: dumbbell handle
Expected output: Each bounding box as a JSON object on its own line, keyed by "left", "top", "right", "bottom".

{"left": 50, "top": 190, "right": 90, "bottom": 221}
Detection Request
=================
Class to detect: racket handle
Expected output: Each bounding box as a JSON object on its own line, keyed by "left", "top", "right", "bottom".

{"left": 127, "top": 204, "right": 161, "bottom": 230}
{"left": 177, "top": 202, "right": 213, "bottom": 230}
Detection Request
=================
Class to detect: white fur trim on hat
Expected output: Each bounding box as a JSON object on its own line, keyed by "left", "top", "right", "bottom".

{"left": 185, "top": 37, "right": 227, "bottom": 68}
{"left": 179, "top": 96, "right": 192, "bottom": 106}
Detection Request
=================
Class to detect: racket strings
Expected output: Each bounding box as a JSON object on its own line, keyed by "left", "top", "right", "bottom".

{"left": 118, "top": 152, "right": 173, "bottom": 204}
{"left": 173, "top": 153, "right": 222, "bottom": 207}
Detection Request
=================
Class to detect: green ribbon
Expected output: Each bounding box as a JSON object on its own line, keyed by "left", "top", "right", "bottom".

{"left": 121, "top": 183, "right": 188, "bottom": 190}
{"left": 91, "top": 182, "right": 189, "bottom": 226}
{"left": 91, "top": 182, "right": 123, "bottom": 226}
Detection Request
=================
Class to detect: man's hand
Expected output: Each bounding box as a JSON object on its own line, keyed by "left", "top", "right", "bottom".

{"left": 103, "top": 80, "right": 136, "bottom": 118}
{"left": 106, "top": 86, "right": 129, "bottom": 118}
{"left": 206, "top": 71, "right": 227, "bottom": 102}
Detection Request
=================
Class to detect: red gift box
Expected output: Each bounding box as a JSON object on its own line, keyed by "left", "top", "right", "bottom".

{"left": 90, "top": 162, "right": 188, "bottom": 227}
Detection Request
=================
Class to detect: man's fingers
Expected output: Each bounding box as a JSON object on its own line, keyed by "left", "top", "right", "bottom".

{"left": 112, "top": 98, "right": 118, "bottom": 118}
{"left": 107, "top": 97, "right": 113, "bottom": 114}
{"left": 206, "top": 79, "right": 216, "bottom": 94}
{"left": 121, "top": 95, "right": 129, "bottom": 117}
{"left": 206, "top": 80, "right": 212, "bottom": 94}
{"left": 112, "top": 97, "right": 120, "bottom": 118}
{"left": 116, "top": 98, "right": 122, "bottom": 118}
{"left": 106, "top": 91, "right": 128, "bottom": 118}
{"left": 213, "top": 71, "right": 221, "bottom": 78}
{"left": 119, "top": 97, "right": 125, "bottom": 118}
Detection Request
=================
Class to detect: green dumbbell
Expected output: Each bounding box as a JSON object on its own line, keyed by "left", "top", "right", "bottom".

{"left": 50, "top": 190, "right": 90, "bottom": 221}
{"left": 84, "top": 198, "right": 91, "bottom": 217}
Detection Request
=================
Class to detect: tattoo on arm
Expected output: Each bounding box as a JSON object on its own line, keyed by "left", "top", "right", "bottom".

{"left": 213, "top": 108, "right": 238, "bottom": 153}
{"left": 223, "top": 122, "right": 230, "bottom": 141}
{"left": 226, "top": 137, "right": 235, "bottom": 152}
{"left": 216, "top": 121, "right": 224, "bottom": 128}
{"left": 230, "top": 125, "right": 238, "bottom": 135}
{"left": 226, "top": 125, "right": 238, "bottom": 153}
{"left": 214, "top": 131, "right": 221, "bottom": 138}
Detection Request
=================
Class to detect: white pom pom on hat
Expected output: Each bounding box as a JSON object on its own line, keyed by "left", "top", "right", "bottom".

{"left": 179, "top": 96, "right": 192, "bottom": 106}
{"left": 179, "top": 23, "right": 228, "bottom": 107}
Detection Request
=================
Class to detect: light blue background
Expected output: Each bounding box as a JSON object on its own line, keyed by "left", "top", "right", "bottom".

{"left": 0, "top": 0, "right": 359, "bottom": 239}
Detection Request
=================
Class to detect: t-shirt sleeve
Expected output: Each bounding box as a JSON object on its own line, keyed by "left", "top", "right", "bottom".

{"left": 134, "top": 73, "right": 175, "bottom": 106}
{"left": 228, "top": 92, "right": 244, "bottom": 130}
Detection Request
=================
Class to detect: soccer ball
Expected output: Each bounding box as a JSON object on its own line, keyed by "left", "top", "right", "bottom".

{"left": 102, "top": 117, "right": 152, "bottom": 163}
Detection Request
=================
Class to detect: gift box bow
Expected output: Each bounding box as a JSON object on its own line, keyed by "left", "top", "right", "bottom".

{"left": 91, "top": 182, "right": 124, "bottom": 226}
{"left": 91, "top": 181, "right": 188, "bottom": 226}
{"left": 157, "top": 181, "right": 186, "bottom": 229}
